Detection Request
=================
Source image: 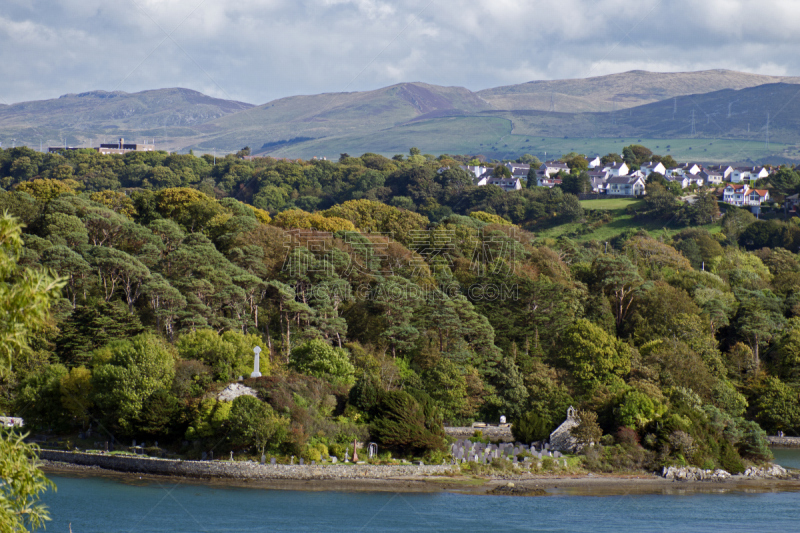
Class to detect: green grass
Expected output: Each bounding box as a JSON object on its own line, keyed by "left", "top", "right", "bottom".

{"left": 535, "top": 212, "right": 721, "bottom": 243}
{"left": 579, "top": 198, "right": 644, "bottom": 211}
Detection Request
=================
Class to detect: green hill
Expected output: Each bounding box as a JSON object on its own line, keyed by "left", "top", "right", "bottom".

{"left": 478, "top": 69, "right": 800, "bottom": 113}
{"left": 5, "top": 70, "right": 800, "bottom": 161}
{"left": 0, "top": 88, "right": 253, "bottom": 150}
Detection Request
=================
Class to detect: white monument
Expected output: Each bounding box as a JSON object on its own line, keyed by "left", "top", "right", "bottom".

{"left": 250, "top": 346, "right": 262, "bottom": 378}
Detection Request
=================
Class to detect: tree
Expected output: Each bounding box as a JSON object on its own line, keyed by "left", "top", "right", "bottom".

{"left": 91, "top": 333, "right": 176, "bottom": 434}
{"left": 176, "top": 329, "right": 266, "bottom": 382}
{"left": 15, "top": 178, "right": 74, "bottom": 203}
{"left": 228, "top": 395, "right": 288, "bottom": 456}
{"left": 370, "top": 390, "right": 445, "bottom": 454}
{"left": 560, "top": 172, "right": 591, "bottom": 195}
{"left": 592, "top": 254, "right": 643, "bottom": 329}
{"left": 0, "top": 212, "right": 62, "bottom": 531}
{"left": 720, "top": 208, "right": 756, "bottom": 243}
{"left": 570, "top": 409, "right": 603, "bottom": 446}
{"left": 60, "top": 366, "right": 93, "bottom": 427}
{"left": 512, "top": 410, "right": 551, "bottom": 442}
{"left": 0, "top": 433, "right": 54, "bottom": 533}
{"left": 557, "top": 319, "right": 631, "bottom": 393}
{"left": 559, "top": 152, "right": 589, "bottom": 173}
{"left": 1, "top": 213, "right": 64, "bottom": 371}
{"left": 621, "top": 144, "right": 653, "bottom": 166}
{"left": 769, "top": 167, "right": 800, "bottom": 195}
{"left": 493, "top": 165, "right": 512, "bottom": 179}
{"left": 290, "top": 339, "right": 355, "bottom": 386}
{"left": 734, "top": 289, "right": 785, "bottom": 366}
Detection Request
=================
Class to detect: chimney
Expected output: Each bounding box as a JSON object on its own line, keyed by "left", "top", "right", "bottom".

{"left": 119, "top": 138, "right": 124, "bottom": 149}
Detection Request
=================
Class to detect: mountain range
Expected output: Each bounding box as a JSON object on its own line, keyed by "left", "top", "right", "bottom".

{"left": 3, "top": 70, "right": 800, "bottom": 163}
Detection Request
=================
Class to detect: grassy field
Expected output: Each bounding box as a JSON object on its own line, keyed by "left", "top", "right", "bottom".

{"left": 266, "top": 126, "right": 794, "bottom": 164}
{"left": 579, "top": 198, "right": 644, "bottom": 210}
{"left": 534, "top": 211, "right": 721, "bottom": 243}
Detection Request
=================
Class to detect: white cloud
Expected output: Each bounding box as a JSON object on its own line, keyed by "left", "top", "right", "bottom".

{"left": 2, "top": 0, "right": 800, "bottom": 105}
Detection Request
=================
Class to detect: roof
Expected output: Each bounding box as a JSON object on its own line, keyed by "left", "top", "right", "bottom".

{"left": 726, "top": 183, "right": 747, "bottom": 190}
{"left": 751, "top": 189, "right": 769, "bottom": 197}
{"left": 607, "top": 176, "right": 642, "bottom": 185}
{"left": 607, "top": 162, "right": 627, "bottom": 169}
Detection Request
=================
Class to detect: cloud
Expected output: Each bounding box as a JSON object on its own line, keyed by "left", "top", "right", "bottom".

{"left": 2, "top": 0, "right": 800, "bottom": 105}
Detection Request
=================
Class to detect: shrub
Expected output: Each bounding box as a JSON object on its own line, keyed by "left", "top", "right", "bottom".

{"left": 512, "top": 411, "right": 551, "bottom": 442}
{"left": 370, "top": 390, "right": 445, "bottom": 455}
{"left": 615, "top": 427, "right": 640, "bottom": 446}
{"left": 290, "top": 339, "right": 355, "bottom": 386}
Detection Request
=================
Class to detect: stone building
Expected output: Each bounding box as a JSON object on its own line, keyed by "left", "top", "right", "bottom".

{"left": 549, "top": 406, "right": 580, "bottom": 453}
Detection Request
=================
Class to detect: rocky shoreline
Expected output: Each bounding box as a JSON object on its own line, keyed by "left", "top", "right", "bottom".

{"left": 38, "top": 450, "right": 800, "bottom": 497}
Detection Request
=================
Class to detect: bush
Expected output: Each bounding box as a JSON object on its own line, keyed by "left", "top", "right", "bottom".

{"left": 511, "top": 411, "right": 551, "bottom": 442}
{"left": 370, "top": 390, "right": 445, "bottom": 455}
{"left": 290, "top": 339, "right": 355, "bottom": 386}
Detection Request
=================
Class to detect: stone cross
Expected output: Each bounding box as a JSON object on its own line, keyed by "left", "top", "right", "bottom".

{"left": 250, "top": 346, "right": 262, "bottom": 378}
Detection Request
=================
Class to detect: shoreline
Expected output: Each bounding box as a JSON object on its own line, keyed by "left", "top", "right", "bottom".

{"left": 40, "top": 460, "right": 800, "bottom": 497}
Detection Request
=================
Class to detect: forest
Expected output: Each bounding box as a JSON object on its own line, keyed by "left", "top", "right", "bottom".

{"left": 2, "top": 144, "right": 800, "bottom": 472}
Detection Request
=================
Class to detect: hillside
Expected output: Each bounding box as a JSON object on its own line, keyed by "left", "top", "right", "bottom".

{"left": 4, "top": 70, "right": 800, "bottom": 161}
{"left": 199, "top": 82, "right": 492, "bottom": 155}
{"left": 0, "top": 88, "right": 253, "bottom": 149}
{"left": 478, "top": 69, "right": 800, "bottom": 113}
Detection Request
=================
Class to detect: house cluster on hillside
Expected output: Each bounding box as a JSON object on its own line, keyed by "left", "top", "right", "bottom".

{"left": 458, "top": 157, "right": 774, "bottom": 208}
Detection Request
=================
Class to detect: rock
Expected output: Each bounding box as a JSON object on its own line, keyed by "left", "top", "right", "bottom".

{"left": 662, "top": 466, "right": 731, "bottom": 482}
{"left": 743, "top": 464, "right": 789, "bottom": 479}
{"left": 217, "top": 383, "right": 257, "bottom": 402}
{"left": 489, "top": 484, "right": 547, "bottom": 496}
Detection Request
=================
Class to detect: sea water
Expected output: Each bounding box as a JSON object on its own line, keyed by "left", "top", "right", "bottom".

{"left": 42, "top": 468, "right": 800, "bottom": 533}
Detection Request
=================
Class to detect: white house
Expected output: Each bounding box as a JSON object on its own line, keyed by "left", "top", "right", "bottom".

{"left": 723, "top": 184, "right": 770, "bottom": 206}
{"left": 730, "top": 168, "right": 752, "bottom": 183}
{"left": 487, "top": 177, "right": 523, "bottom": 191}
{"left": 731, "top": 166, "right": 769, "bottom": 184}
{"left": 459, "top": 165, "right": 491, "bottom": 179}
{"left": 698, "top": 170, "right": 723, "bottom": 186}
{"left": 540, "top": 161, "right": 570, "bottom": 177}
{"left": 679, "top": 163, "right": 702, "bottom": 175}
{"left": 504, "top": 163, "right": 530, "bottom": 181}
{"left": 607, "top": 175, "right": 646, "bottom": 196}
{"left": 586, "top": 155, "right": 602, "bottom": 169}
{"left": 604, "top": 162, "right": 629, "bottom": 177}
{"left": 706, "top": 165, "right": 734, "bottom": 180}
{"left": 666, "top": 174, "right": 691, "bottom": 189}
{"left": 588, "top": 170, "right": 610, "bottom": 193}
{"left": 537, "top": 176, "right": 562, "bottom": 188}
{"left": 641, "top": 162, "right": 666, "bottom": 176}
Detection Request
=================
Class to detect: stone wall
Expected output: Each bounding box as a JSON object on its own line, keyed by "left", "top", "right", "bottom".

{"left": 444, "top": 426, "right": 513, "bottom": 441}
{"left": 768, "top": 436, "right": 800, "bottom": 447}
{"left": 39, "top": 450, "right": 451, "bottom": 480}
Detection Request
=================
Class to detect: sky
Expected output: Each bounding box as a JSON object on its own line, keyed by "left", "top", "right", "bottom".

{"left": 1, "top": 0, "right": 798, "bottom": 106}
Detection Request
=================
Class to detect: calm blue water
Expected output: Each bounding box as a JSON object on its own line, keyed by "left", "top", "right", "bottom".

{"left": 772, "top": 447, "right": 800, "bottom": 470}
{"left": 43, "top": 472, "right": 799, "bottom": 533}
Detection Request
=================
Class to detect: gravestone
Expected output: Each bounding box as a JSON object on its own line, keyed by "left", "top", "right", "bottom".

{"left": 201, "top": 452, "right": 207, "bottom": 460}
{"left": 261, "top": 454, "right": 266, "bottom": 464}
{"left": 299, "top": 458, "right": 304, "bottom": 465}
{"left": 271, "top": 457, "right": 276, "bottom": 465}
{"left": 290, "top": 456, "right": 294, "bottom": 465}
{"left": 210, "top": 451, "right": 213, "bottom": 460}
{"left": 155, "top": 441, "right": 158, "bottom": 448}
{"left": 250, "top": 346, "right": 262, "bottom": 378}
{"left": 331, "top": 456, "right": 338, "bottom": 464}
{"left": 104, "top": 442, "right": 109, "bottom": 452}
{"left": 311, "top": 461, "right": 316, "bottom": 465}
{"left": 132, "top": 440, "right": 136, "bottom": 447}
